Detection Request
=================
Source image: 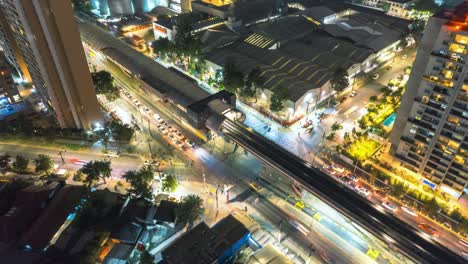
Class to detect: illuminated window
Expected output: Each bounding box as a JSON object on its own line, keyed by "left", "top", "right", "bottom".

{"left": 462, "top": 84, "right": 468, "bottom": 92}
{"left": 447, "top": 116, "right": 460, "bottom": 125}
{"left": 441, "top": 69, "right": 454, "bottom": 79}
{"left": 448, "top": 140, "right": 459, "bottom": 149}
{"left": 449, "top": 43, "right": 466, "bottom": 54}
{"left": 454, "top": 155, "right": 464, "bottom": 164}
{"left": 454, "top": 34, "right": 468, "bottom": 45}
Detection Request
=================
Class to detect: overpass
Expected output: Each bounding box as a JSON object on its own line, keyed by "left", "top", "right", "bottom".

{"left": 220, "top": 118, "right": 465, "bottom": 264}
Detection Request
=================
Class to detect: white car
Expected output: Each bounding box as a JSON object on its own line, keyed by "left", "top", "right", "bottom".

{"left": 175, "top": 140, "right": 184, "bottom": 148}
{"left": 401, "top": 206, "right": 417, "bottom": 217}
{"left": 372, "top": 73, "right": 380, "bottom": 80}
{"left": 355, "top": 186, "right": 369, "bottom": 197}
{"left": 153, "top": 114, "right": 163, "bottom": 123}
{"left": 185, "top": 139, "right": 196, "bottom": 148}
{"left": 382, "top": 202, "right": 397, "bottom": 212}
{"left": 331, "top": 164, "right": 344, "bottom": 174}
{"left": 349, "top": 91, "right": 357, "bottom": 97}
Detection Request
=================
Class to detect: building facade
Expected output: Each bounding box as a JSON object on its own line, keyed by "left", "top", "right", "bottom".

{"left": 361, "top": 0, "right": 413, "bottom": 19}
{"left": 390, "top": 3, "right": 468, "bottom": 198}
{"left": 0, "top": 0, "right": 102, "bottom": 129}
{"left": 0, "top": 53, "right": 20, "bottom": 107}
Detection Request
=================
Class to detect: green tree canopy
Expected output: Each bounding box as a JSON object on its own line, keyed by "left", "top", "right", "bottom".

{"left": 92, "top": 70, "right": 119, "bottom": 102}
{"left": 176, "top": 194, "right": 204, "bottom": 226}
{"left": 330, "top": 68, "right": 349, "bottom": 92}
{"left": 13, "top": 155, "right": 29, "bottom": 172}
{"left": 122, "top": 166, "right": 154, "bottom": 199}
{"left": 34, "top": 154, "right": 53, "bottom": 175}
{"left": 109, "top": 121, "right": 134, "bottom": 142}
{"left": 79, "top": 160, "right": 112, "bottom": 186}
{"left": 161, "top": 175, "right": 178, "bottom": 193}
{"left": 223, "top": 60, "right": 244, "bottom": 93}
{"left": 0, "top": 154, "right": 11, "bottom": 172}
{"left": 270, "top": 88, "right": 288, "bottom": 112}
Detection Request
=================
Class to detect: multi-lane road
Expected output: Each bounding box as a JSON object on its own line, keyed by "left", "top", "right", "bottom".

{"left": 221, "top": 119, "right": 466, "bottom": 263}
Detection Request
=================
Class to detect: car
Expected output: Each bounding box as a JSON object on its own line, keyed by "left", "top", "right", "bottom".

{"left": 386, "top": 66, "right": 392, "bottom": 70}
{"left": 175, "top": 140, "right": 184, "bottom": 148}
{"left": 166, "top": 125, "right": 175, "bottom": 132}
{"left": 185, "top": 139, "right": 196, "bottom": 148}
{"left": 160, "top": 128, "right": 168, "bottom": 135}
{"left": 333, "top": 101, "right": 340, "bottom": 107}
{"left": 135, "top": 101, "right": 141, "bottom": 107}
{"left": 372, "top": 73, "right": 380, "bottom": 80}
{"left": 143, "top": 107, "right": 151, "bottom": 114}
{"left": 153, "top": 114, "right": 163, "bottom": 123}
{"left": 382, "top": 202, "right": 397, "bottom": 212}
{"left": 402, "top": 55, "right": 408, "bottom": 60}
{"left": 340, "top": 96, "right": 347, "bottom": 103}
{"left": 167, "top": 133, "right": 175, "bottom": 141}
{"left": 105, "top": 151, "right": 119, "bottom": 157}
{"left": 355, "top": 186, "right": 369, "bottom": 197}
{"left": 68, "top": 158, "right": 87, "bottom": 166}
{"left": 175, "top": 132, "right": 185, "bottom": 140}
{"left": 418, "top": 223, "right": 438, "bottom": 237}
{"left": 401, "top": 206, "right": 417, "bottom": 217}
{"left": 349, "top": 91, "right": 357, "bottom": 97}
{"left": 372, "top": 189, "right": 387, "bottom": 199}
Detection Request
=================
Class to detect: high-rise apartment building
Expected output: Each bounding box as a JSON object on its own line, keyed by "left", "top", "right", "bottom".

{"left": 0, "top": 52, "right": 20, "bottom": 106}
{"left": 0, "top": 0, "right": 102, "bottom": 129}
{"left": 390, "top": 2, "right": 468, "bottom": 198}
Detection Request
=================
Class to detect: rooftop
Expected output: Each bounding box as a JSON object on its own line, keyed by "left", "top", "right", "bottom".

{"left": 78, "top": 20, "right": 209, "bottom": 108}
{"left": 18, "top": 186, "right": 86, "bottom": 249}
{"left": 110, "top": 198, "right": 152, "bottom": 244}
{"left": 162, "top": 215, "right": 250, "bottom": 264}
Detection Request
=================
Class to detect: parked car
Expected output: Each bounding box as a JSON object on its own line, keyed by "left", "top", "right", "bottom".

{"left": 382, "top": 202, "right": 397, "bottom": 212}
{"left": 401, "top": 206, "right": 417, "bottom": 217}
{"left": 355, "top": 186, "right": 369, "bottom": 197}
{"left": 372, "top": 73, "right": 380, "bottom": 80}
{"left": 418, "top": 223, "right": 438, "bottom": 237}
{"left": 185, "top": 139, "right": 196, "bottom": 148}
{"left": 349, "top": 91, "right": 357, "bottom": 97}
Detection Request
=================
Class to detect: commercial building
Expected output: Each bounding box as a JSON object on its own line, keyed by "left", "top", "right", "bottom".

{"left": 161, "top": 214, "right": 251, "bottom": 264}
{"left": 0, "top": 0, "right": 102, "bottom": 129}
{"left": 90, "top": 0, "right": 191, "bottom": 16}
{"left": 390, "top": 2, "right": 468, "bottom": 198}
{"left": 360, "top": 0, "right": 413, "bottom": 19}
{"left": 0, "top": 54, "right": 21, "bottom": 107}
{"left": 79, "top": 19, "right": 240, "bottom": 131}
{"left": 204, "top": 4, "right": 409, "bottom": 122}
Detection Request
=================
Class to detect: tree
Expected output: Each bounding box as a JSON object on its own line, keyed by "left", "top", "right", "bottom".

{"left": 161, "top": 175, "right": 178, "bottom": 193}
{"left": 423, "top": 197, "right": 440, "bottom": 216}
{"left": 331, "top": 122, "right": 343, "bottom": 131}
{"left": 109, "top": 121, "right": 134, "bottom": 142}
{"left": 140, "top": 249, "right": 154, "bottom": 264}
{"left": 0, "top": 154, "right": 11, "bottom": 172}
{"left": 122, "top": 166, "right": 154, "bottom": 199}
{"left": 153, "top": 37, "right": 174, "bottom": 56}
{"left": 242, "top": 67, "right": 263, "bottom": 99}
{"left": 223, "top": 60, "right": 244, "bottom": 93}
{"left": 12, "top": 155, "right": 29, "bottom": 172}
{"left": 34, "top": 154, "right": 53, "bottom": 175}
{"left": 369, "top": 95, "right": 378, "bottom": 102}
{"left": 176, "top": 194, "right": 204, "bottom": 226}
{"left": 413, "top": 0, "right": 440, "bottom": 13}
{"left": 92, "top": 70, "right": 119, "bottom": 102}
{"left": 270, "top": 88, "right": 288, "bottom": 112}
{"left": 330, "top": 69, "right": 349, "bottom": 92}
{"left": 79, "top": 160, "right": 112, "bottom": 186}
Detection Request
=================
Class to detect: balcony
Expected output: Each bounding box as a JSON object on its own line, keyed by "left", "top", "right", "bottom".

{"left": 430, "top": 50, "right": 465, "bottom": 64}
{"left": 431, "top": 148, "right": 453, "bottom": 161}
{"left": 408, "top": 117, "right": 437, "bottom": 132}
{"left": 453, "top": 101, "right": 468, "bottom": 111}
{"left": 426, "top": 160, "right": 447, "bottom": 174}
{"left": 424, "top": 108, "right": 442, "bottom": 118}
{"left": 433, "top": 86, "right": 450, "bottom": 96}
{"left": 443, "top": 123, "right": 466, "bottom": 135}
{"left": 450, "top": 109, "right": 468, "bottom": 120}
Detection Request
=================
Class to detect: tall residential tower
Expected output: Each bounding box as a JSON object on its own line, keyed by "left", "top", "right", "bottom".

{"left": 390, "top": 2, "right": 468, "bottom": 198}
{"left": 0, "top": 0, "right": 102, "bottom": 129}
